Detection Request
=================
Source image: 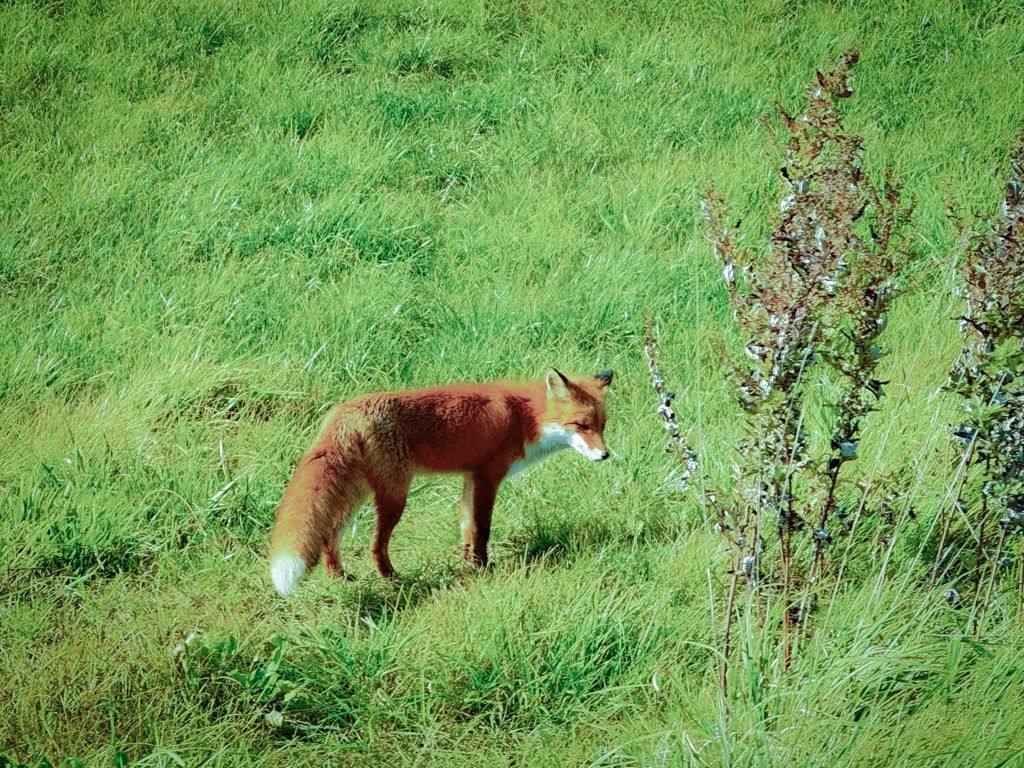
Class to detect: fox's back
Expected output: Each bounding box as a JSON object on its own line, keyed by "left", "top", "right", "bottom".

{"left": 319, "top": 381, "right": 544, "bottom": 474}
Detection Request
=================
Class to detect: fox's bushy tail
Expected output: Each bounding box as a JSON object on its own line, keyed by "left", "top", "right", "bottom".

{"left": 269, "top": 443, "right": 367, "bottom": 597}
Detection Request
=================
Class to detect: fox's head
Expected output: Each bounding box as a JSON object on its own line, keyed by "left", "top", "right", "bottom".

{"left": 542, "top": 368, "right": 613, "bottom": 461}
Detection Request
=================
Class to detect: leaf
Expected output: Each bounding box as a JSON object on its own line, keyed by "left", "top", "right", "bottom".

{"left": 265, "top": 710, "right": 285, "bottom": 727}
{"left": 960, "top": 637, "right": 994, "bottom": 659}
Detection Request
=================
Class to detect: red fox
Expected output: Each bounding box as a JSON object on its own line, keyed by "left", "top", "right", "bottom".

{"left": 269, "top": 369, "right": 612, "bottom": 596}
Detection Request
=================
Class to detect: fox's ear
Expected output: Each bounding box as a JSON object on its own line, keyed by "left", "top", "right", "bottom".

{"left": 594, "top": 369, "right": 613, "bottom": 389}
{"left": 545, "top": 368, "right": 571, "bottom": 400}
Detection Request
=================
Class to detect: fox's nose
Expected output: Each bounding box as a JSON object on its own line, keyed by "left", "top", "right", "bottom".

{"left": 599, "top": 450, "right": 610, "bottom": 460}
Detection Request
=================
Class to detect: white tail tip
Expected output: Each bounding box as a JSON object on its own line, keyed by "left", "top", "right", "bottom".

{"left": 270, "top": 553, "right": 307, "bottom": 597}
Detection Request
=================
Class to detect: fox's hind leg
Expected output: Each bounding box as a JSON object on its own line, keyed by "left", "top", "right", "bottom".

{"left": 320, "top": 476, "right": 369, "bottom": 581}
{"left": 322, "top": 544, "right": 341, "bottom": 575}
{"left": 322, "top": 538, "right": 357, "bottom": 581}
{"left": 367, "top": 473, "right": 411, "bottom": 579}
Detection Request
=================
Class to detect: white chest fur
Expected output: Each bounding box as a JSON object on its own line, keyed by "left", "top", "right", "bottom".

{"left": 506, "top": 423, "right": 575, "bottom": 478}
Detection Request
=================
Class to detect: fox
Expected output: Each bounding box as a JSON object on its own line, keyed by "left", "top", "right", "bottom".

{"left": 269, "top": 368, "right": 613, "bottom": 596}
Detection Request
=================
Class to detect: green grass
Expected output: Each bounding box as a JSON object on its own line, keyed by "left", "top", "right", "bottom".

{"left": 3, "top": 0, "right": 1024, "bottom": 765}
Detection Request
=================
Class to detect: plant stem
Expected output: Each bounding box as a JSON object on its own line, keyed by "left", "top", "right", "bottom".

{"left": 721, "top": 569, "right": 738, "bottom": 698}
{"left": 810, "top": 470, "right": 842, "bottom": 583}
{"left": 969, "top": 462, "right": 990, "bottom": 636}
{"left": 978, "top": 526, "right": 1007, "bottom": 636}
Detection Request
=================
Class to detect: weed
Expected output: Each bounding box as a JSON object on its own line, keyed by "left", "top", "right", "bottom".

{"left": 702, "top": 51, "right": 914, "bottom": 678}
{"left": 938, "top": 136, "right": 1024, "bottom": 633}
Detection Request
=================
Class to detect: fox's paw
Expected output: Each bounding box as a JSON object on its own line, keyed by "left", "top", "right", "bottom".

{"left": 372, "top": 553, "right": 396, "bottom": 579}
{"left": 462, "top": 544, "right": 488, "bottom": 569}
{"left": 323, "top": 551, "right": 357, "bottom": 581}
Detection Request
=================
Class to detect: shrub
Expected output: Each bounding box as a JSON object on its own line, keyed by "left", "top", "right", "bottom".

{"left": 936, "top": 136, "right": 1024, "bottom": 632}
{"left": 701, "top": 50, "right": 914, "bottom": 680}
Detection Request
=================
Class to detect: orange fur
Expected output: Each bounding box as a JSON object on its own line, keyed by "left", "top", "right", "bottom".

{"left": 269, "top": 369, "right": 612, "bottom": 595}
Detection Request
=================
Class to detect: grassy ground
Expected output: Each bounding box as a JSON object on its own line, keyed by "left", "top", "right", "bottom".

{"left": 3, "top": 0, "right": 1024, "bottom": 765}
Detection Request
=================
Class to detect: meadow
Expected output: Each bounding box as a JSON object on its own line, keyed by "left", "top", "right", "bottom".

{"left": 2, "top": 0, "right": 1024, "bottom": 765}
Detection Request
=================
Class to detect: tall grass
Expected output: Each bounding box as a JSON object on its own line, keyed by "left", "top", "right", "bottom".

{"left": 2, "top": 0, "right": 1024, "bottom": 766}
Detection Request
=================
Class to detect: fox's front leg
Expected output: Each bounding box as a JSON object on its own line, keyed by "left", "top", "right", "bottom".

{"left": 461, "top": 473, "right": 499, "bottom": 567}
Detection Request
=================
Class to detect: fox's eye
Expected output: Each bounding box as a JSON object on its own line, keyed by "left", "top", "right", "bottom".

{"left": 572, "top": 422, "right": 592, "bottom": 432}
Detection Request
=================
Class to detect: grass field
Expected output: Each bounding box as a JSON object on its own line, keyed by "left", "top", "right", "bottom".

{"left": 3, "top": 0, "right": 1024, "bottom": 765}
